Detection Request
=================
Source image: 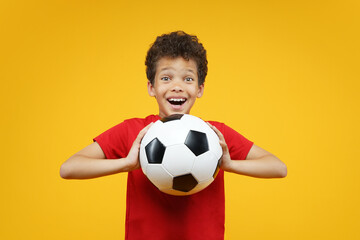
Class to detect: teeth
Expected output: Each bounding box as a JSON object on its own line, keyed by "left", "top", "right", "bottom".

{"left": 168, "top": 98, "right": 186, "bottom": 102}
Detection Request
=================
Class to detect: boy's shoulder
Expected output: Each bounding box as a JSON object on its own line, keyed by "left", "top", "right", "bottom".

{"left": 101, "top": 115, "right": 159, "bottom": 133}
{"left": 124, "top": 115, "right": 160, "bottom": 123}
{"left": 206, "top": 119, "right": 226, "bottom": 129}
{"left": 121, "top": 115, "right": 160, "bottom": 127}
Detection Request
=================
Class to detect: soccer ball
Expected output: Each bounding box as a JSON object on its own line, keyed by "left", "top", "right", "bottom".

{"left": 139, "top": 114, "right": 223, "bottom": 196}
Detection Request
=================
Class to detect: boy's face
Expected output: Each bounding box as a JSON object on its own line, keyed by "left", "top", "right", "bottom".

{"left": 148, "top": 57, "right": 204, "bottom": 118}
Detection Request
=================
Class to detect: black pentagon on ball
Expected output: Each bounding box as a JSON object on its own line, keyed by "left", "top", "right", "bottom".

{"left": 173, "top": 173, "right": 198, "bottom": 192}
{"left": 145, "top": 138, "right": 166, "bottom": 164}
{"left": 184, "top": 130, "right": 209, "bottom": 156}
{"left": 160, "top": 114, "right": 184, "bottom": 123}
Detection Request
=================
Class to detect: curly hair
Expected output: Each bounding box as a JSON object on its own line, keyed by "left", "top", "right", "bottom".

{"left": 145, "top": 31, "right": 208, "bottom": 86}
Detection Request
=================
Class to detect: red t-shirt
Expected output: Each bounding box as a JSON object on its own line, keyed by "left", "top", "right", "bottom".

{"left": 94, "top": 115, "right": 253, "bottom": 240}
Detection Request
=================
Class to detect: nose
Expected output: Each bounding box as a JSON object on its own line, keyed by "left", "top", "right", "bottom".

{"left": 171, "top": 79, "right": 184, "bottom": 92}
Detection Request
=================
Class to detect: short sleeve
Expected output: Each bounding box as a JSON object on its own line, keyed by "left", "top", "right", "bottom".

{"left": 93, "top": 115, "right": 159, "bottom": 160}
{"left": 209, "top": 121, "right": 254, "bottom": 160}
{"left": 93, "top": 121, "right": 130, "bottom": 159}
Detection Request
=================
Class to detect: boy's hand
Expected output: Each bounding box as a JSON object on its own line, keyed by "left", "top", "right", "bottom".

{"left": 207, "top": 123, "right": 233, "bottom": 172}
{"left": 207, "top": 122, "right": 287, "bottom": 178}
{"left": 125, "top": 122, "right": 153, "bottom": 172}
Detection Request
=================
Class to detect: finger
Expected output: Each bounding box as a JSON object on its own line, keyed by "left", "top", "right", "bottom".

{"left": 141, "top": 122, "right": 154, "bottom": 133}
{"left": 206, "top": 123, "right": 229, "bottom": 153}
{"left": 219, "top": 140, "right": 229, "bottom": 153}
{"left": 207, "top": 122, "right": 225, "bottom": 140}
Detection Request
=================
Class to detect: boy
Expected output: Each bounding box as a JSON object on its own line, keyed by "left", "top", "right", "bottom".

{"left": 60, "top": 31, "right": 287, "bottom": 240}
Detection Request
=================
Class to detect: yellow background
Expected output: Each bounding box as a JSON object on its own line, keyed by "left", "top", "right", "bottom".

{"left": 1, "top": 0, "right": 359, "bottom": 239}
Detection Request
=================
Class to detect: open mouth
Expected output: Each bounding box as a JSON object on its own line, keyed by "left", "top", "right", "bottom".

{"left": 167, "top": 98, "right": 187, "bottom": 106}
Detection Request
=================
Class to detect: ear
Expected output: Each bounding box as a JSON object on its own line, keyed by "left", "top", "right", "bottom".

{"left": 197, "top": 84, "right": 204, "bottom": 98}
{"left": 147, "top": 81, "right": 155, "bottom": 97}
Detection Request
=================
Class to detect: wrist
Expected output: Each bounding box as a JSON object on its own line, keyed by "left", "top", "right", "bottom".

{"left": 120, "top": 157, "right": 139, "bottom": 172}
{"left": 221, "top": 159, "right": 235, "bottom": 173}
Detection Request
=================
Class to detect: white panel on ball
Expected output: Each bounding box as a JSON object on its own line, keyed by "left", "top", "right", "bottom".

{"left": 162, "top": 145, "right": 196, "bottom": 176}
{"left": 181, "top": 114, "right": 210, "bottom": 133}
{"left": 205, "top": 128, "right": 223, "bottom": 160}
{"left": 155, "top": 121, "right": 188, "bottom": 147}
{"left": 146, "top": 164, "right": 173, "bottom": 189}
{"left": 191, "top": 151, "right": 219, "bottom": 182}
{"left": 140, "top": 121, "right": 164, "bottom": 147}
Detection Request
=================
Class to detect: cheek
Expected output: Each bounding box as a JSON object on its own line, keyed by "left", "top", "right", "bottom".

{"left": 188, "top": 87, "right": 200, "bottom": 97}
{"left": 154, "top": 85, "right": 168, "bottom": 97}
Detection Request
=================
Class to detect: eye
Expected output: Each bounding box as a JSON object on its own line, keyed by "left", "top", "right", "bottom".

{"left": 161, "top": 76, "right": 170, "bottom": 81}
{"left": 185, "top": 77, "right": 194, "bottom": 82}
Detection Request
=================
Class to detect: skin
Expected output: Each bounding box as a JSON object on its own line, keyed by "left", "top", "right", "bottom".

{"left": 147, "top": 57, "right": 204, "bottom": 118}
{"left": 60, "top": 57, "right": 287, "bottom": 179}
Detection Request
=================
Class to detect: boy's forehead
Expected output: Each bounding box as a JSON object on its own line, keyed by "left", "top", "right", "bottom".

{"left": 156, "top": 56, "right": 198, "bottom": 73}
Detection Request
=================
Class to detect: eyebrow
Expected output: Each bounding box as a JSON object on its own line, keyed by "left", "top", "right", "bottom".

{"left": 158, "top": 67, "right": 196, "bottom": 74}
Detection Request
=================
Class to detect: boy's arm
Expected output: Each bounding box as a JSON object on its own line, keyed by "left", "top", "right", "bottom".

{"left": 60, "top": 123, "right": 152, "bottom": 179}
{"left": 209, "top": 124, "right": 287, "bottom": 178}
{"left": 224, "top": 144, "right": 287, "bottom": 178}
